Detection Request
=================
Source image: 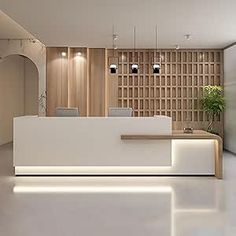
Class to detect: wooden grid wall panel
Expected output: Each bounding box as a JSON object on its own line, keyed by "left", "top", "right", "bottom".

{"left": 115, "top": 49, "right": 223, "bottom": 133}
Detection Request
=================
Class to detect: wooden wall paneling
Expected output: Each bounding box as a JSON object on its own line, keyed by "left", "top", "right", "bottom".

{"left": 68, "top": 47, "right": 89, "bottom": 116}
{"left": 107, "top": 49, "right": 119, "bottom": 109}
{"left": 111, "top": 49, "right": 223, "bottom": 136}
{"left": 46, "top": 47, "right": 68, "bottom": 116}
{"left": 68, "top": 47, "right": 74, "bottom": 107}
{"left": 104, "top": 49, "right": 108, "bottom": 116}
{"left": 86, "top": 48, "right": 90, "bottom": 116}
{"left": 89, "top": 48, "right": 106, "bottom": 116}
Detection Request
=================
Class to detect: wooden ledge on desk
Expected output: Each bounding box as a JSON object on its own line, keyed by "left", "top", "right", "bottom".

{"left": 120, "top": 130, "right": 223, "bottom": 180}
{"left": 121, "top": 130, "right": 220, "bottom": 140}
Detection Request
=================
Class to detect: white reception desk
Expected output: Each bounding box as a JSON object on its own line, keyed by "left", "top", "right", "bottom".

{"left": 14, "top": 116, "right": 222, "bottom": 178}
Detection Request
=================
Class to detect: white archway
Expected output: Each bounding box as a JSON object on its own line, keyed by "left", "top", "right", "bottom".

{"left": 0, "top": 40, "right": 46, "bottom": 115}
{"left": 0, "top": 54, "right": 39, "bottom": 145}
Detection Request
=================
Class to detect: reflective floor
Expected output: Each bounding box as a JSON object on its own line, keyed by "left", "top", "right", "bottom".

{"left": 0, "top": 143, "right": 236, "bottom": 236}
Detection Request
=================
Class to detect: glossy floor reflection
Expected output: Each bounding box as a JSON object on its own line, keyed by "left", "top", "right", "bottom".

{"left": 0, "top": 143, "right": 236, "bottom": 236}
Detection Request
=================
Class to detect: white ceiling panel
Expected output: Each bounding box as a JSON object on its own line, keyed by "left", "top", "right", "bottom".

{"left": 0, "top": 10, "right": 33, "bottom": 39}
{"left": 0, "top": 0, "right": 235, "bottom": 48}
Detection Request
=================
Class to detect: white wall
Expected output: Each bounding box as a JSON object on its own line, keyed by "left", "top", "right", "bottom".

{"left": 224, "top": 45, "right": 236, "bottom": 154}
{"left": 24, "top": 58, "right": 39, "bottom": 115}
{"left": 0, "top": 55, "right": 38, "bottom": 145}
{"left": 0, "top": 56, "right": 24, "bottom": 145}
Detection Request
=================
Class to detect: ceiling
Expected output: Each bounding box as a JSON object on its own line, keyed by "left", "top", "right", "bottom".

{"left": 0, "top": 0, "right": 236, "bottom": 48}
{"left": 0, "top": 10, "right": 33, "bottom": 39}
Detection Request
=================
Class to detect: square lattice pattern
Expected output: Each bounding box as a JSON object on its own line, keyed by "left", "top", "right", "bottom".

{"left": 116, "top": 49, "right": 223, "bottom": 132}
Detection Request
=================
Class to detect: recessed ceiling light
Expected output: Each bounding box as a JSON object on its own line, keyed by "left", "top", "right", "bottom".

{"left": 175, "top": 45, "right": 180, "bottom": 50}
{"left": 113, "top": 34, "right": 118, "bottom": 41}
{"left": 61, "top": 52, "right": 67, "bottom": 57}
{"left": 184, "top": 34, "right": 192, "bottom": 40}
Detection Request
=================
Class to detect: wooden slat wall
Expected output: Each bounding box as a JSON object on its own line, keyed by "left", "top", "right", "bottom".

{"left": 89, "top": 48, "right": 107, "bottom": 116}
{"left": 46, "top": 47, "right": 224, "bottom": 135}
{"left": 68, "top": 47, "right": 89, "bottom": 116}
{"left": 107, "top": 49, "right": 224, "bottom": 135}
{"left": 46, "top": 47, "right": 68, "bottom": 116}
{"left": 47, "top": 47, "right": 89, "bottom": 116}
{"left": 46, "top": 47, "right": 106, "bottom": 117}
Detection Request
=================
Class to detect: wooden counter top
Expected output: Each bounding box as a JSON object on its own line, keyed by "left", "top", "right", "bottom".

{"left": 121, "top": 130, "right": 219, "bottom": 140}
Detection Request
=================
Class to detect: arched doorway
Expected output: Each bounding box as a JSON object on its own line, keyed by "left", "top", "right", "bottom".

{"left": 0, "top": 54, "right": 39, "bottom": 145}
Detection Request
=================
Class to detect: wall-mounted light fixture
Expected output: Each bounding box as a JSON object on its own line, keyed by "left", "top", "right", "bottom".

{"left": 131, "top": 27, "right": 139, "bottom": 74}
{"left": 76, "top": 52, "right": 82, "bottom": 56}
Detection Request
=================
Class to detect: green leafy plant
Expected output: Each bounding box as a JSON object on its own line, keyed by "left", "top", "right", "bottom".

{"left": 39, "top": 91, "right": 47, "bottom": 114}
{"left": 202, "top": 85, "right": 225, "bottom": 133}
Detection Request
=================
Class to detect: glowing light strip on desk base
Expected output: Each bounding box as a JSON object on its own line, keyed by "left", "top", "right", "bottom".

{"left": 15, "top": 166, "right": 173, "bottom": 176}
{"left": 15, "top": 140, "right": 215, "bottom": 176}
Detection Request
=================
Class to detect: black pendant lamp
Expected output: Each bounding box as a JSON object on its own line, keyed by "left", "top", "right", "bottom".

{"left": 153, "top": 25, "right": 161, "bottom": 74}
{"left": 153, "top": 64, "right": 160, "bottom": 74}
{"left": 110, "top": 64, "right": 117, "bottom": 74}
{"left": 131, "top": 27, "right": 138, "bottom": 74}
{"left": 109, "top": 26, "right": 118, "bottom": 74}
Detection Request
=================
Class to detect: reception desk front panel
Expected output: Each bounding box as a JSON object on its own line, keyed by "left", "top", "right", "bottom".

{"left": 14, "top": 116, "right": 172, "bottom": 168}
{"left": 14, "top": 116, "right": 221, "bottom": 178}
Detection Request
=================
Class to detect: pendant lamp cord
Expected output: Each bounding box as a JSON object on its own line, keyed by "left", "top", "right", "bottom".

{"left": 156, "top": 25, "right": 158, "bottom": 64}
{"left": 133, "top": 26, "right": 136, "bottom": 62}
{"left": 112, "top": 25, "right": 115, "bottom": 57}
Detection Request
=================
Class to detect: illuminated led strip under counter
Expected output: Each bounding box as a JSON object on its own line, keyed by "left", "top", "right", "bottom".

{"left": 121, "top": 130, "right": 223, "bottom": 179}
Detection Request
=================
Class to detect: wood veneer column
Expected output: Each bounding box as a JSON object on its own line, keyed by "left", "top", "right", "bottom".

{"left": 89, "top": 48, "right": 106, "bottom": 116}
{"left": 68, "top": 47, "right": 89, "bottom": 116}
{"left": 46, "top": 47, "right": 68, "bottom": 116}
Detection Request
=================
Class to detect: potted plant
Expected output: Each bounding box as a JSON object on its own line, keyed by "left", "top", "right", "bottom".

{"left": 38, "top": 91, "right": 47, "bottom": 115}
{"left": 202, "top": 85, "right": 225, "bottom": 134}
